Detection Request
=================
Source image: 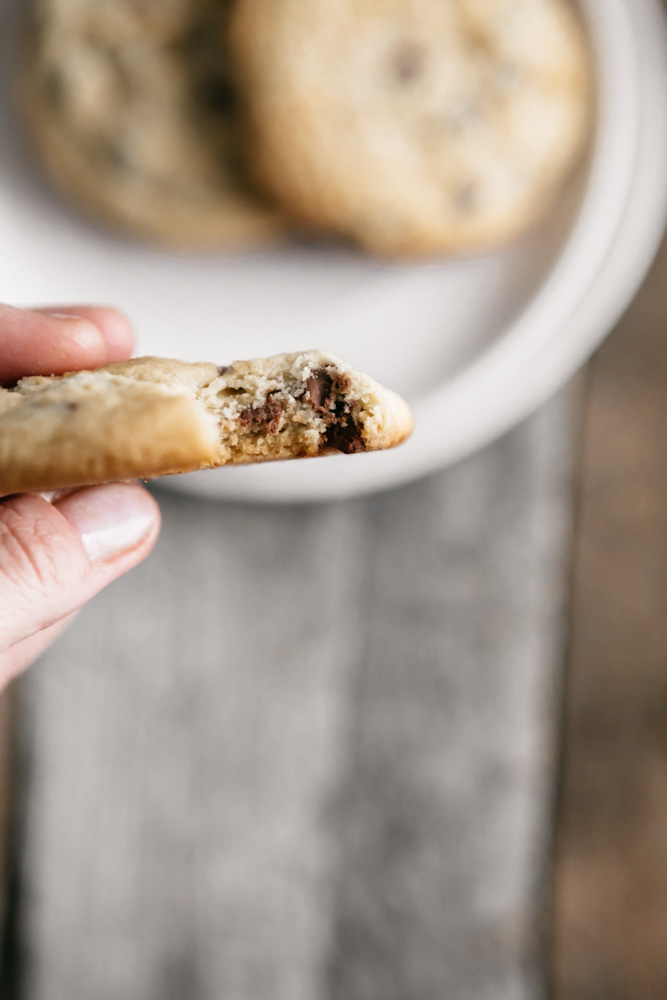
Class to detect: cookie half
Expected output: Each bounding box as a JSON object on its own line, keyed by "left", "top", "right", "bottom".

{"left": 23, "top": 0, "right": 282, "bottom": 249}
{"left": 0, "top": 352, "right": 413, "bottom": 495}
{"left": 231, "top": 0, "right": 592, "bottom": 257}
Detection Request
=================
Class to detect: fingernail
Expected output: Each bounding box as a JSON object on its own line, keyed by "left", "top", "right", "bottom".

{"left": 56, "top": 483, "right": 158, "bottom": 563}
{"left": 37, "top": 488, "right": 79, "bottom": 504}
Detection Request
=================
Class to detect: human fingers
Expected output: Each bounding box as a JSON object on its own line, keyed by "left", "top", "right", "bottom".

{"left": 31, "top": 305, "right": 134, "bottom": 362}
{"left": 0, "top": 613, "right": 77, "bottom": 690}
{"left": 0, "top": 484, "right": 159, "bottom": 656}
{"left": 0, "top": 303, "right": 132, "bottom": 385}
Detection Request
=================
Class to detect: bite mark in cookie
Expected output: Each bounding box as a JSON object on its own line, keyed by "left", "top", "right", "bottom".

{"left": 0, "top": 351, "right": 413, "bottom": 494}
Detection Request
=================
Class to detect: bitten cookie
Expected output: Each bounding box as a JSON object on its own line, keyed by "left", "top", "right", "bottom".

{"left": 231, "top": 0, "right": 592, "bottom": 257}
{"left": 23, "top": 0, "right": 282, "bottom": 249}
{"left": 0, "top": 352, "right": 413, "bottom": 495}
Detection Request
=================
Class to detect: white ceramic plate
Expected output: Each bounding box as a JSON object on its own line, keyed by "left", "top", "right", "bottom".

{"left": 1, "top": 0, "right": 666, "bottom": 503}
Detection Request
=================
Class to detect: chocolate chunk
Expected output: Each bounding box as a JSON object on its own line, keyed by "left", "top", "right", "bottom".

{"left": 303, "top": 368, "right": 351, "bottom": 413}
{"left": 216, "top": 365, "right": 231, "bottom": 376}
{"left": 303, "top": 369, "right": 334, "bottom": 413}
{"left": 302, "top": 369, "right": 365, "bottom": 454}
{"left": 238, "top": 398, "right": 284, "bottom": 435}
{"left": 198, "top": 75, "right": 237, "bottom": 117}
{"left": 392, "top": 42, "right": 427, "bottom": 84}
{"left": 99, "top": 137, "right": 132, "bottom": 173}
{"left": 326, "top": 408, "right": 365, "bottom": 454}
{"left": 453, "top": 181, "right": 480, "bottom": 214}
{"left": 325, "top": 395, "right": 365, "bottom": 453}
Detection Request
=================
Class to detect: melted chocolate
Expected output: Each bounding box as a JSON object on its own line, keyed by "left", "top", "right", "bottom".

{"left": 196, "top": 73, "right": 237, "bottom": 118}
{"left": 238, "top": 398, "right": 283, "bottom": 435}
{"left": 303, "top": 368, "right": 365, "bottom": 455}
{"left": 303, "top": 370, "right": 333, "bottom": 413}
{"left": 326, "top": 405, "right": 365, "bottom": 454}
{"left": 303, "top": 369, "right": 351, "bottom": 413}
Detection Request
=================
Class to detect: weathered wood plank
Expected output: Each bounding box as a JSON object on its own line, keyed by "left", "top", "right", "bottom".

{"left": 327, "top": 397, "right": 576, "bottom": 1000}
{"left": 18, "top": 501, "right": 369, "bottom": 1000}
{"left": 552, "top": 232, "right": 667, "bottom": 1000}
{"left": 12, "top": 390, "right": 576, "bottom": 1000}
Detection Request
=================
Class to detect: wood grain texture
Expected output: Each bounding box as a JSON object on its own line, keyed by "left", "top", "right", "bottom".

{"left": 552, "top": 231, "right": 667, "bottom": 1000}
{"left": 11, "top": 391, "right": 576, "bottom": 1000}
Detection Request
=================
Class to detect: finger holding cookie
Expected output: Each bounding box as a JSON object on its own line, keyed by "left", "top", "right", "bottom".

{"left": 0, "top": 304, "right": 160, "bottom": 688}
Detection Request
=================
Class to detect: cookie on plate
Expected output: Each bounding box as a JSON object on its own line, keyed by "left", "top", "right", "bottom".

{"left": 33, "top": 0, "right": 209, "bottom": 44}
{"left": 23, "top": 0, "right": 282, "bottom": 249}
{"left": 231, "top": 0, "right": 592, "bottom": 257}
{"left": 0, "top": 352, "right": 413, "bottom": 495}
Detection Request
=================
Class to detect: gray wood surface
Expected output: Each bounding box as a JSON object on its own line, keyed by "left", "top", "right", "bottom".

{"left": 10, "top": 391, "right": 577, "bottom": 1000}
{"left": 552, "top": 231, "right": 667, "bottom": 999}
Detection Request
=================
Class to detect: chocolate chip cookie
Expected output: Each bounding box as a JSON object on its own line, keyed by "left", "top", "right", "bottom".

{"left": 0, "top": 352, "right": 413, "bottom": 494}
{"left": 24, "top": 0, "right": 282, "bottom": 249}
{"left": 231, "top": 0, "right": 592, "bottom": 257}
{"left": 36, "top": 0, "right": 209, "bottom": 44}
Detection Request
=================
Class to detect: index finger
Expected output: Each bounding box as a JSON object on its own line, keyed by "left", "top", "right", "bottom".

{"left": 0, "top": 303, "right": 134, "bottom": 385}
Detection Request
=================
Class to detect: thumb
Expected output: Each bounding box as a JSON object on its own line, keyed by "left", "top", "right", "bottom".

{"left": 0, "top": 484, "right": 159, "bottom": 654}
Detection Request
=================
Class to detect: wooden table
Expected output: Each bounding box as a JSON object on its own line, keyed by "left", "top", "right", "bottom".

{"left": 0, "top": 232, "right": 664, "bottom": 1000}
{"left": 552, "top": 228, "right": 667, "bottom": 999}
{"left": 1, "top": 400, "right": 577, "bottom": 999}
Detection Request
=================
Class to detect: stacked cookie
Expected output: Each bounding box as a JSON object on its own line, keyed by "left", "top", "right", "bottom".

{"left": 24, "top": 0, "right": 282, "bottom": 249}
{"left": 25, "top": 0, "right": 592, "bottom": 258}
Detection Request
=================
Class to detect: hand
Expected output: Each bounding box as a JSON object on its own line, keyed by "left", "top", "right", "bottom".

{"left": 0, "top": 304, "right": 160, "bottom": 689}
